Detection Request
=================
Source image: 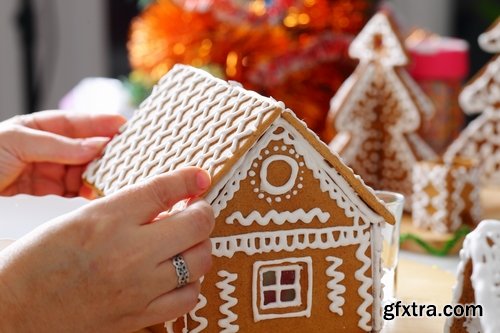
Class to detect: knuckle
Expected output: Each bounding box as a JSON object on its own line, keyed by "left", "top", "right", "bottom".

{"left": 192, "top": 240, "right": 213, "bottom": 277}
{"left": 188, "top": 205, "right": 213, "bottom": 237}
{"left": 145, "top": 177, "right": 169, "bottom": 208}
{"left": 184, "top": 283, "right": 201, "bottom": 310}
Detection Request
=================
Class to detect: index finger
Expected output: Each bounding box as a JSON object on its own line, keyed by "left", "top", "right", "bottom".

{"left": 12, "top": 110, "right": 126, "bottom": 138}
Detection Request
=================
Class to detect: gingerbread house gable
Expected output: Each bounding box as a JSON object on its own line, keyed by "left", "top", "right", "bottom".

{"left": 174, "top": 110, "right": 393, "bottom": 333}
{"left": 445, "top": 220, "right": 500, "bottom": 333}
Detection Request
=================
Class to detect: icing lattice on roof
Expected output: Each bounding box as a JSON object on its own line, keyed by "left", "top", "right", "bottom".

{"left": 84, "top": 65, "right": 283, "bottom": 195}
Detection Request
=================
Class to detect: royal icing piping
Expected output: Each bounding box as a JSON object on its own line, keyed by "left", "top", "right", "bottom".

{"left": 457, "top": 56, "right": 500, "bottom": 114}
{"left": 225, "top": 209, "right": 331, "bottom": 226}
{"left": 370, "top": 222, "right": 384, "bottom": 332}
{"left": 83, "top": 64, "right": 285, "bottom": 195}
{"left": 330, "top": 62, "right": 435, "bottom": 204}
{"left": 188, "top": 292, "right": 208, "bottom": 333}
{"left": 216, "top": 270, "right": 239, "bottom": 333}
{"left": 446, "top": 220, "right": 500, "bottom": 333}
{"left": 412, "top": 163, "right": 449, "bottom": 233}
{"left": 325, "top": 256, "right": 346, "bottom": 315}
{"left": 348, "top": 12, "right": 408, "bottom": 66}
{"left": 478, "top": 20, "right": 500, "bottom": 54}
{"left": 211, "top": 225, "right": 369, "bottom": 258}
{"left": 259, "top": 154, "right": 299, "bottom": 195}
{"left": 355, "top": 230, "right": 374, "bottom": 331}
{"left": 206, "top": 117, "right": 385, "bottom": 225}
{"left": 252, "top": 257, "right": 313, "bottom": 322}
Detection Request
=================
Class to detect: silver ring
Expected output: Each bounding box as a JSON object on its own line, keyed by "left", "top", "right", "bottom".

{"left": 172, "top": 254, "right": 190, "bottom": 288}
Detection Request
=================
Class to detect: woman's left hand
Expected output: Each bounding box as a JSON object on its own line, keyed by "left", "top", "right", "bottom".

{"left": 0, "top": 110, "right": 125, "bottom": 196}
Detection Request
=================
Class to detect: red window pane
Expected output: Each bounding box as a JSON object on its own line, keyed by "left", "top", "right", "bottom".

{"left": 281, "top": 289, "right": 296, "bottom": 302}
{"left": 263, "top": 271, "right": 276, "bottom": 286}
{"left": 264, "top": 290, "right": 276, "bottom": 305}
{"left": 280, "top": 270, "right": 296, "bottom": 285}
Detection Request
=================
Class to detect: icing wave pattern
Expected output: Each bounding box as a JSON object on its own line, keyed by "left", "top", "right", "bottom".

{"left": 225, "top": 209, "right": 331, "bottom": 226}
{"left": 355, "top": 230, "right": 374, "bottom": 331}
{"left": 325, "top": 256, "right": 346, "bottom": 315}
{"left": 216, "top": 270, "right": 239, "bottom": 333}
{"left": 207, "top": 117, "right": 385, "bottom": 226}
{"left": 83, "top": 65, "right": 284, "bottom": 195}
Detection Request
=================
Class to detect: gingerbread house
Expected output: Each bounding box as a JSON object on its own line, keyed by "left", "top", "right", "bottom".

{"left": 444, "top": 18, "right": 500, "bottom": 185}
{"left": 445, "top": 219, "right": 500, "bottom": 333}
{"left": 328, "top": 12, "right": 436, "bottom": 210}
{"left": 83, "top": 65, "right": 395, "bottom": 333}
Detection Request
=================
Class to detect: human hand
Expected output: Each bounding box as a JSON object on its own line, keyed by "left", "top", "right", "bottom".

{"left": 0, "top": 167, "right": 214, "bottom": 333}
{"left": 0, "top": 110, "right": 125, "bottom": 196}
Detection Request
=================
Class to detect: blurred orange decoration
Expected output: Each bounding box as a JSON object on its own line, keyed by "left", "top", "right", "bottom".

{"left": 128, "top": 0, "right": 377, "bottom": 137}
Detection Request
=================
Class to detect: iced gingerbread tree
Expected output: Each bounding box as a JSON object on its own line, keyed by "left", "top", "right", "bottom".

{"left": 444, "top": 18, "right": 500, "bottom": 184}
{"left": 328, "top": 12, "right": 436, "bottom": 208}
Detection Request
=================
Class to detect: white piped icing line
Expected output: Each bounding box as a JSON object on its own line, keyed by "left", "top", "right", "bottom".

{"left": 259, "top": 154, "right": 299, "bottom": 195}
{"left": 478, "top": 19, "right": 500, "bottom": 53}
{"left": 329, "top": 62, "right": 436, "bottom": 206}
{"left": 355, "top": 230, "right": 374, "bottom": 331}
{"left": 252, "top": 257, "right": 313, "bottom": 322}
{"left": 412, "top": 163, "right": 449, "bottom": 233}
{"left": 348, "top": 12, "right": 408, "bottom": 66}
{"left": 189, "top": 294, "right": 208, "bottom": 333}
{"left": 225, "top": 209, "right": 330, "bottom": 226}
{"left": 216, "top": 271, "right": 239, "bottom": 333}
{"left": 444, "top": 21, "right": 499, "bottom": 185}
{"left": 446, "top": 220, "right": 500, "bottom": 333}
{"left": 211, "top": 225, "right": 368, "bottom": 258}
{"left": 325, "top": 256, "right": 346, "bottom": 315}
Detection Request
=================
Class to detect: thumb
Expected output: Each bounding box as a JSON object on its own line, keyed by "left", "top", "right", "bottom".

{"left": 11, "top": 126, "right": 110, "bottom": 165}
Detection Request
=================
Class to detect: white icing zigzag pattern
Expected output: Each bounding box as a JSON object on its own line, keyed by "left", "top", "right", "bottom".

{"left": 355, "top": 231, "right": 373, "bottom": 331}
{"left": 189, "top": 277, "right": 208, "bottom": 333}
{"left": 225, "top": 209, "right": 331, "bottom": 226}
{"left": 216, "top": 271, "right": 239, "bottom": 333}
{"left": 326, "top": 256, "right": 346, "bottom": 315}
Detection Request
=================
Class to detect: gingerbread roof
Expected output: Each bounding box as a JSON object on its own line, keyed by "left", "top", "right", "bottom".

{"left": 83, "top": 65, "right": 394, "bottom": 225}
{"left": 459, "top": 18, "right": 500, "bottom": 114}
{"left": 446, "top": 220, "right": 500, "bottom": 333}
{"left": 348, "top": 12, "right": 408, "bottom": 66}
{"left": 478, "top": 17, "right": 500, "bottom": 53}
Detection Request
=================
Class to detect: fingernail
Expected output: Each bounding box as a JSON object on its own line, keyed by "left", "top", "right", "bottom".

{"left": 196, "top": 170, "right": 211, "bottom": 190}
{"left": 81, "top": 137, "right": 110, "bottom": 150}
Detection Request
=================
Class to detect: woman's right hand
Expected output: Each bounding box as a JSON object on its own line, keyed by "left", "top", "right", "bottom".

{"left": 0, "top": 167, "right": 214, "bottom": 333}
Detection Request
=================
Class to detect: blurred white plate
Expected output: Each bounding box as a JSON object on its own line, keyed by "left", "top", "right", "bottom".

{"left": 0, "top": 195, "right": 90, "bottom": 240}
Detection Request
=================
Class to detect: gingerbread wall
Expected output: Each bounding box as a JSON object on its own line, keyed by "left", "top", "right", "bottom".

{"left": 174, "top": 120, "right": 380, "bottom": 332}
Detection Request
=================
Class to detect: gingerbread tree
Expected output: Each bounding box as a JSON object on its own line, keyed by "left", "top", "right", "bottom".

{"left": 328, "top": 12, "right": 436, "bottom": 207}
{"left": 444, "top": 18, "right": 500, "bottom": 185}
